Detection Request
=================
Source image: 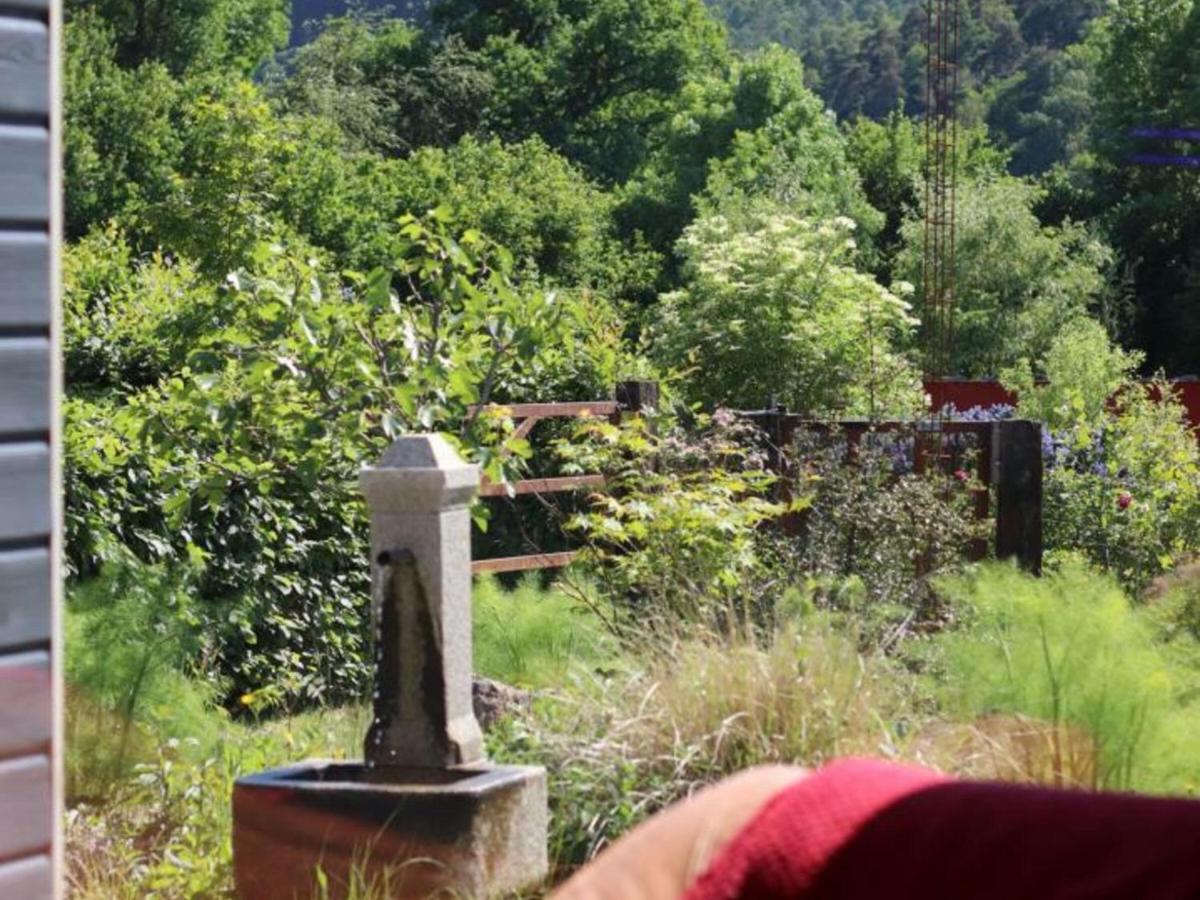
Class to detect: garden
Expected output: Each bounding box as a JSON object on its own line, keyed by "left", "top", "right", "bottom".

{"left": 60, "top": 0, "right": 1200, "bottom": 896}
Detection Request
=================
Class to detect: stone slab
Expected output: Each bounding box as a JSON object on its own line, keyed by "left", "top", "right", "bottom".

{"left": 233, "top": 761, "right": 548, "bottom": 900}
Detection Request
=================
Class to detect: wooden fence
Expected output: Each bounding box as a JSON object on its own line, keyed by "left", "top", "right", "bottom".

{"left": 468, "top": 381, "right": 658, "bottom": 575}
{"left": 742, "top": 409, "right": 1043, "bottom": 574}
{"left": 468, "top": 384, "right": 1044, "bottom": 577}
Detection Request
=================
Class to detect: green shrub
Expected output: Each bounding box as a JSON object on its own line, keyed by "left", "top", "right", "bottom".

{"left": 1007, "top": 324, "right": 1200, "bottom": 592}
{"left": 785, "top": 427, "right": 983, "bottom": 643}
{"left": 559, "top": 411, "right": 784, "bottom": 632}
{"left": 933, "top": 563, "right": 1194, "bottom": 792}
{"left": 65, "top": 214, "right": 626, "bottom": 706}
{"left": 653, "top": 211, "right": 922, "bottom": 416}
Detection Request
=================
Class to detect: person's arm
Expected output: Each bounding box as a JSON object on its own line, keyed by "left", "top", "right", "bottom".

{"left": 550, "top": 766, "right": 807, "bottom": 900}
{"left": 553, "top": 758, "right": 1200, "bottom": 900}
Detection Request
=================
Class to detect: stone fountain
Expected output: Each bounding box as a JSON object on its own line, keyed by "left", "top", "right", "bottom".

{"left": 232, "top": 435, "right": 548, "bottom": 899}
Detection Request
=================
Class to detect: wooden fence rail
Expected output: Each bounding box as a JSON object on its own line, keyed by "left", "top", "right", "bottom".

{"left": 468, "top": 384, "right": 1043, "bottom": 577}
{"left": 468, "top": 381, "right": 658, "bottom": 575}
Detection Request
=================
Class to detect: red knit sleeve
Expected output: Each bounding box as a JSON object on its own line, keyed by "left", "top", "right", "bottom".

{"left": 684, "top": 758, "right": 949, "bottom": 899}
{"left": 685, "top": 758, "right": 1200, "bottom": 900}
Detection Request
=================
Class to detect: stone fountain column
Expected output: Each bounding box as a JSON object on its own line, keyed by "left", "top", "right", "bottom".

{"left": 232, "top": 435, "right": 548, "bottom": 900}
{"left": 360, "top": 435, "right": 485, "bottom": 770}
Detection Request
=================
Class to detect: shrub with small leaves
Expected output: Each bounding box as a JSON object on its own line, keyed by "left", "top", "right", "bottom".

{"left": 1006, "top": 323, "right": 1200, "bottom": 593}
{"left": 558, "top": 410, "right": 787, "bottom": 632}
{"left": 785, "top": 426, "right": 983, "bottom": 643}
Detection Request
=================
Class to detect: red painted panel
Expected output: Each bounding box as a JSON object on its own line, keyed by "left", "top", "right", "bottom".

{"left": 925, "top": 379, "right": 1200, "bottom": 434}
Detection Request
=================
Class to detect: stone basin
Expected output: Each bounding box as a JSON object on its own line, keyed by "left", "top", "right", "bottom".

{"left": 233, "top": 760, "right": 548, "bottom": 900}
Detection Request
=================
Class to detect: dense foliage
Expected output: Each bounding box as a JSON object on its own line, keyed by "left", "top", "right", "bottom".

{"left": 63, "top": 0, "right": 1200, "bottom": 742}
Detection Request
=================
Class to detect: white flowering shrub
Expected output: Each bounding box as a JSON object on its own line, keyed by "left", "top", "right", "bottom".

{"left": 653, "top": 211, "right": 923, "bottom": 416}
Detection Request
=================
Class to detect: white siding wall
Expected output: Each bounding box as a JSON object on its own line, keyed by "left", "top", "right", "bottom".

{"left": 0, "top": 0, "right": 57, "bottom": 892}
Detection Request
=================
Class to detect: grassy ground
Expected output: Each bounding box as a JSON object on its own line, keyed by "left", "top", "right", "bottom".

{"left": 65, "top": 564, "right": 1200, "bottom": 898}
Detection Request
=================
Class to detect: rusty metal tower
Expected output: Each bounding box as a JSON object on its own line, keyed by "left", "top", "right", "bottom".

{"left": 923, "top": 0, "right": 960, "bottom": 381}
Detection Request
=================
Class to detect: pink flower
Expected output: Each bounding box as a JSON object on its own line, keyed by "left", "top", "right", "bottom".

{"left": 953, "top": 469, "right": 970, "bottom": 484}
{"left": 1118, "top": 492, "right": 1133, "bottom": 510}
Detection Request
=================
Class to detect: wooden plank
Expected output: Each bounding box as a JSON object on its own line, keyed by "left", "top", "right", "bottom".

{"left": 513, "top": 415, "right": 542, "bottom": 441}
{"left": 0, "top": 651, "right": 49, "bottom": 758}
{"left": 472, "top": 551, "right": 578, "bottom": 575}
{"left": 0, "top": 125, "right": 48, "bottom": 222}
{"left": 0, "top": 232, "right": 49, "bottom": 327}
{"left": 0, "top": 548, "right": 50, "bottom": 649}
{"left": 478, "top": 474, "right": 605, "bottom": 498}
{"left": 0, "top": 855, "right": 51, "bottom": 899}
{"left": 993, "top": 420, "right": 1044, "bottom": 575}
{"left": 0, "top": 337, "right": 49, "bottom": 431}
{"left": 0, "top": 755, "right": 51, "bottom": 860}
{"left": 468, "top": 401, "right": 620, "bottom": 420}
{"left": 0, "top": 17, "right": 49, "bottom": 118}
{"left": 0, "top": 443, "right": 49, "bottom": 540}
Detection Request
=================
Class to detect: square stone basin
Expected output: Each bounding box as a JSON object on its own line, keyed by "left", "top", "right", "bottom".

{"left": 233, "top": 760, "right": 548, "bottom": 900}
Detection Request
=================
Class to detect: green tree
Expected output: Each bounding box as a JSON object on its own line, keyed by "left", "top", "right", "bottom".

{"left": 617, "top": 44, "right": 869, "bottom": 275}
{"left": 896, "top": 175, "right": 1115, "bottom": 376}
{"left": 433, "top": 0, "right": 730, "bottom": 184}
{"left": 63, "top": 11, "right": 183, "bottom": 238}
{"left": 269, "top": 15, "right": 495, "bottom": 156}
{"left": 65, "top": 0, "right": 289, "bottom": 74}
{"left": 1084, "top": 0, "right": 1200, "bottom": 373}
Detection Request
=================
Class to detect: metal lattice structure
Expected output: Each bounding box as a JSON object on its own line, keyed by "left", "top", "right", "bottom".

{"left": 923, "top": 0, "right": 960, "bottom": 381}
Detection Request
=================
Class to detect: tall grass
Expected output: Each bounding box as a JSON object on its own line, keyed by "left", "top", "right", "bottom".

{"left": 65, "top": 551, "right": 224, "bottom": 801}
{"left": 491, "top": 615, "right": 915, "bottom": 876}
{"left": 65, "top": 570, "right": 610, "bottom": 898}
{"left": 66, "top": 556, "right": 1200, "bottom": 896}
{"left": 932, "top": 562, "right": 1200, "bottom": 792}
{"left": 473, "top": 574, "right": 615, "bottom": 689}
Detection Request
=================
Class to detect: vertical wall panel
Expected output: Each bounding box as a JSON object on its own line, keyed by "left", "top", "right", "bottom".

{"left": 0, "top": 232, "right": 50, "bottom": 327}
{"left": 0, "top": 548, "right": 51, "bottom": 649}
{"left": 0, "top": 443, "right": 50, "bottom": 540}
{"left": 0, "top": 652, "right": 50, "bottom": 758}
{"left": 0, "top": 17, "right": 49, "bottom": 117}
{"left": 0, "top": 126, "right": 49, "bottom": 221}
{"left": 0, "top": 338, "right": 51, "bottom": 431}
{"left": 0, "top": 755, "right": 52, "bottom": 858}
{"left": 0, "top": 856, "right": 52, "bottom": 899}
{"left": 0, "top": 0, "right": 57, "bottom": 891}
